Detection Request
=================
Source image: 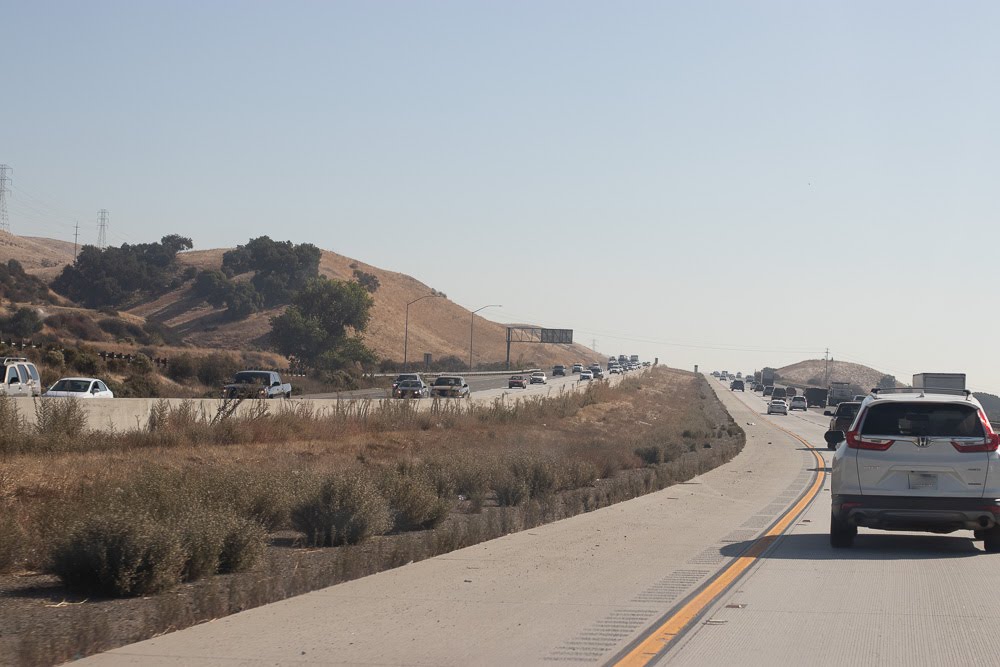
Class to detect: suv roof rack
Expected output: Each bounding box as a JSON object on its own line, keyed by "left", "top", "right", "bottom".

{"left": 0, "top": 357, "right": 28, "bottom": 364}
{"left": 870, "top": 387, "right": 972, "bottom": 399}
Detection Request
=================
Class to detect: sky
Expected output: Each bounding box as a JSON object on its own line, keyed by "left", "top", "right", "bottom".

{"left": 3, "top": 1, "right": 1000, "bottom": 392}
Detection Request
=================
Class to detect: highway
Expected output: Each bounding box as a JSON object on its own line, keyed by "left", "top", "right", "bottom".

{"left": 302, "top": 371, "right": 585, "bottom": 400}
{"left": 83, "top": 375, "right": 1000, "bottom": 666}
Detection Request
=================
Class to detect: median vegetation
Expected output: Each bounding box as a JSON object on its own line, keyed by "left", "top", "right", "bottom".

{"left": 0, "top": 368, "right": 744, "bottom": 663}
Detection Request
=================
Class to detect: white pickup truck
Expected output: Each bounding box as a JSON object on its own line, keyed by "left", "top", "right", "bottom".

{"left": 222, "top": 370, "right": 292, "bottom": 399}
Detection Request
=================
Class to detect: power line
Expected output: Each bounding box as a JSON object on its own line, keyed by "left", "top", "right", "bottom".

{"left": 0, "top": 165, "right": 11, "bottom": 234}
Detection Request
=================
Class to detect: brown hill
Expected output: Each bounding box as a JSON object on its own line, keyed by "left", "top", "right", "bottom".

{"left": 1, "top": 233, "right": 597, "bottom": 369}
{"left": 0, "top": 231, "right": 77, "bottom": 281}
{"left": 776, "top": 359, "right": 900, "bottom": 391}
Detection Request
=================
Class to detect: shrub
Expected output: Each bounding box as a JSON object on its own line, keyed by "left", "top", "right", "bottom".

{"left": 509, "top": 456, "right": 559, "bottom": 498}
{"left": 0, "top": 396, "right": 25, "bottom": 454}
{"left": 0, "top": 512, "right": 21, "bottom": 573}
{"left": 51, "top": 512, "right": 186, "bottom": 597}
{"left": 175, "top": 510, "right": 225, "bottom": 582}
{"left": 494, "top": 475, "right": 529, "bottom": 507}
{"left": 44, "top": 313, "right": 103, "bottom": 341}
{"left": 43, "top": 349, "right": 65, "bottom": 368}
{"left": 34, "top": 397, "right": 87, "bottom": 441}
{"left": 634, "top": 445, "right": 664, "bottom": 465}
{"left": 381, "top": 472, "right": 450, "bottom": 532}
{"left": 219, "top": 517, "right": 267, "bottom": 573}
{"left": 166, "top": 353, "right": 196, "bottom": 382}
{"left": 196, "top": 352, "right": 241, "bottom": 388}
{"left": 70, "top": 352, "right": 100, "bottom": 376}
{"left": 291, "top": 472, "right": 391, "bottom": 546}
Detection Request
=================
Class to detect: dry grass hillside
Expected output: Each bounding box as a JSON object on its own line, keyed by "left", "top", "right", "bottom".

{"left": 777, "top": 359, "right": 901, "bottom": 390}
{"left": 0, "top": 232, "right": 77, "bottom": 281}
{"left": 0, "top": 233, "right": 598, "bottom": 368}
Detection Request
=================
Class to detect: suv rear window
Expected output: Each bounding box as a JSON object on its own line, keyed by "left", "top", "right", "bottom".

{"left": 860, "top": 403, "right": 984, "bottom": 438}
{"left": 836, "top": 403, "right": 860, "bottom": 418}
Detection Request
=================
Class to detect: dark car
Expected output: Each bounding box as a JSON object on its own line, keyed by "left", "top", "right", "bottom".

{"left": 730, "top": 380, "right": 745, "bottom": 392}
{"left": 763, "top": 386, "right": 774, "bottom": 396}
{"left": 431, "top": 375, "right": 470, "bottom": 398}
{"left": 552, "top": 365, "right": 567, "bottom": 377}
{"left": 508, "top": 375, "right": 528, "bottom": 389}
{"left": 393, "top": 379, "right": 428, "bottom": 398}
{"left": 823, "top": 401, "right": 861, "bottom": 448}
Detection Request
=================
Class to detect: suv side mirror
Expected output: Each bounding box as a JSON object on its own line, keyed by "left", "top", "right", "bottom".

{"left": 824, "top": 430, "right": 845, "bottom": 446}
{"left": 823, "top": 410, "right": 833, "bottom": 416}
{"left": 272, "top": 381, "right": 280, "bottom": 387}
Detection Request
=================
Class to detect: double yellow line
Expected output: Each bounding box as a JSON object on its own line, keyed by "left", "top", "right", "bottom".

{"left": 613, "top": 418, "right": 826, "bottom": 667}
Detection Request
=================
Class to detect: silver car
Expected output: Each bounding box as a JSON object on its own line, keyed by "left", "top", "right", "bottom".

{"left": 766, "top": 399, "right": 788, "bottom": 415}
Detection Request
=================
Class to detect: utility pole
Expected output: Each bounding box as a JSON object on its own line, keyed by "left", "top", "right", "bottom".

{"left": 97, "top": 209, "right": 108, "bottom": 249}
{"left": 824, "top": 348, "right": 830, "bottom": 386}
{"left": 0, "top": 165, "right": 11, "bottom": 234}
{"left": 73, "top": 221, "right": 80, "bottom": 259}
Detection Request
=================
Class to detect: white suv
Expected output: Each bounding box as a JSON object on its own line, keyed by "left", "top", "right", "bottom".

{"left": 827, "top": 389, "right": 1000, "bottom": 551}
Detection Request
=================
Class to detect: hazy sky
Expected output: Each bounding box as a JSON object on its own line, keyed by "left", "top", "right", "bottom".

{"left": 4, "top": 2, "right": 1000, "bottom": 392}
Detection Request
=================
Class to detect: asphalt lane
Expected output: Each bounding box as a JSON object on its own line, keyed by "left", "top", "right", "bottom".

{"left": 82, "top": 371, "right": 822, "bottom": 666}
{"left": 661, "top": 379, "right": 1000, "bottom": 667}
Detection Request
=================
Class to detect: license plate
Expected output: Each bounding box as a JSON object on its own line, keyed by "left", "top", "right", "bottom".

{"left": 908, "top": 472, "right": 938, "bottom": 490}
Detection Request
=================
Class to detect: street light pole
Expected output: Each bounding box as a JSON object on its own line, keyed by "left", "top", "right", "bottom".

{"left": 404, "top": 293, "right": 442, "bottom": 371}
{"left": 469, "top": 304, "right": 502, "bottom": 371}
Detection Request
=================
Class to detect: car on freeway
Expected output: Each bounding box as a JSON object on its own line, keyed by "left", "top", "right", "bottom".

{"left": 826, "top": 388, "right": 1000, "bottom": 551}
{"left": 430, "top": 376, "right": 470, "bottom": 398}
{"left": 1, "top": 358, "right": 42, "bottom": 397}
{"left": 552, "top": 365, "right": 567, "bottom": 377}
{"left": 712, "top": 371, "right": 721, "bottom": 377}
{"left": 44, "top": 377, "right": 114, "bottom": 399}
{"left": 823, "top": 401, "right": 862, "bottom": 449}
{"left": 508, "top": 375, "right": 528, "bottom": 389}
{"left": 579, "top": 370, "right": 594, "bottom": 381}
{"left": 571, "top": 364, "right": 584, "bottom": 374}
{"left": 530, "top": 371, "right": 547, "bottom": 384}
{"left": 730, "top": 379, "right": 745, "bottom": 392}
{"left": 766, "top": 399, "right": 788, "bottom": 415}
{"left": 609, "top": 366, "right": 622, "bottom": 375}
{"left": 590, "top": 366, "right": 605, "bottom": 379}
{"left": 763, "top": 386, "right": 774, "bottom": 397}
{"left": 392, "top": 373, "right": 425, "bottom": 393}
{"left": 789, "top": 396, "right": 808, "bottom": 411}
{"left": 393, "top": 379, "right": 428, "bottom": 398}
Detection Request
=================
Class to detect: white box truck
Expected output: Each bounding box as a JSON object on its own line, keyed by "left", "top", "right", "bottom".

{"left": 912, "top": 373, "right": 966, "bottom": 392}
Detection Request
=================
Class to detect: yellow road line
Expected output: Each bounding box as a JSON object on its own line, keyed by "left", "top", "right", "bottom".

{"left": 614, "top": 416, "right": 825, "bottom": 667}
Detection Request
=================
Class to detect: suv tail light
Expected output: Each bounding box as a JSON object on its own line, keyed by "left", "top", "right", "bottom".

{"left": 951, "top": 411, "right": 1000, "bottom": 453}
{"left": 846, "top": 430, "right": 894, "bottom": 451}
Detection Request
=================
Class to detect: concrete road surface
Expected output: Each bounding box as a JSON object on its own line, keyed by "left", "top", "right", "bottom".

{"left": 84, "top": 375, "right": 1000, "bottom": 666}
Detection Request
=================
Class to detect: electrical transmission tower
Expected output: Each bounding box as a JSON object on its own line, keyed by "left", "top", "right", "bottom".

{"left": 0, "top": 165, "right": 11, "bottom": 234}
{"left": 97, "top": 209, "right": 109, "bottom": 249}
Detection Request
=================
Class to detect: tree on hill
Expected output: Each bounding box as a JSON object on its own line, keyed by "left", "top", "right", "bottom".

{"left": 352, "top": 269, "right": 380, "bottom": 293}
{"left": 269, "top": 277, "right": 376, "bottom": 370}
{"left": 50, "top": 235, "right": 193, "bottom": 308}
{"left": 222, "top": 236, "right": 321, "bottom": 307}
{"left": 0, "top": 307, "right": 42, "bottom": 338}
{"left": 878, "top": 374, "right": 897, "bottom": 390}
